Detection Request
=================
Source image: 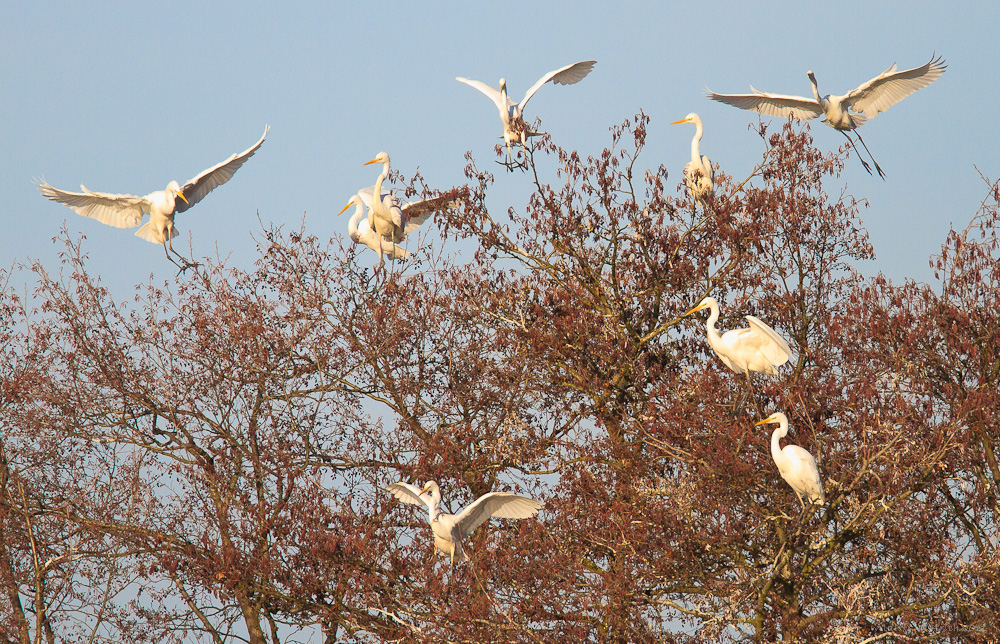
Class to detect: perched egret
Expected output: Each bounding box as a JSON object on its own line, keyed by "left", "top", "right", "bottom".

{"left": 456, "top": 60, "right": 596, "bottom": 158}
{"left": 360, "top": 153, "right": 458, "bottom": 243}
{"left": 708, "top": 55, "right": 946, "bottom": 178}
{"left": 339, "top": 192, "right": 411, "bottom": 262}
{"left": 37, "top": 126, "right": 269, "bottom": 267}
{"left": 386, "top": 480, "right": 543, "bottom": 565}
{"left": 756, "top": 412, "right": 825, "bottom": 509}
{"left": 684, "top": 297, "right": 794, "bottom": 375}
{"left": 670, "top": 113, "right": 714, "bottom": 206}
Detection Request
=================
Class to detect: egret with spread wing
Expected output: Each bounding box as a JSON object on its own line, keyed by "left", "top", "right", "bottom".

{"left": 386, "top": 480, "right": 543, "bottom": 565}
{"left": 671, "top": 113, "right": 714, "bottom": 206}
{"left": 359, "top": 152, "right": 458, "bottom": 243}
{"left": 756, "top": 412, "right": 825, "bottom": 509}
{"left": 38, "top": 126, "right": 269, "bottom": 268}
{"left": 456, "top": 60, "right": 596, "bottom": 159}
{"left": 685, "top": 297, "right": 794, "bottom": 375}
{"left": 708, "top": 55, "right": 946, "bottom": 178}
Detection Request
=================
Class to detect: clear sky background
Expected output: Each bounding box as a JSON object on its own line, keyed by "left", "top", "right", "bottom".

{"left": 2, "top": 2, "right": 996, "bottom": 298}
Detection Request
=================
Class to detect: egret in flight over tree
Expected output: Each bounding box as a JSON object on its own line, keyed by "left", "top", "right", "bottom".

{"left": 456, "top": 60, "right": 596, "bottom": 160}
{"left": 684, "top": 296, "right": 794, "bottom": 375}
{"left": 671, "top": 113, "right": 714, "bottom": 207}
{"left": 38, "top": 126, "right": 269, "bottom": 268}
{"left": 386, "top": 480, "right": 543, "bottom": 565}
{"left": 707, "top": 55, "right": 946, "bottom": 178}
{"left": 756, "top": 412, "right": 825, "bottom": 509}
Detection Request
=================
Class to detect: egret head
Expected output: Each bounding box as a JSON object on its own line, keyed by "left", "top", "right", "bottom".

{"left": 684, "top": 296, "right": 716, "bottom": 317}
{"left": 364, "top": 152, "right": 390, "bottom": 167}
{"left": 338, "top": 196, "right": 359, "bottom": 216}
{"left": 755, "top": 412, "right": 789, "bottom": 428}
{"left": 167, "top": 180, "right": 189, "bottom": 204}
{"left": 419, "top": 481, "right": 441, "bottom": 504}
{"left": 499, "top": 78, "right": 507, "bottom": 94}
{"left": 671, "top": 113, "right": 700, "bottom": 126}
{"left": 807, "top": 71, "right": 816, "bottom": 83}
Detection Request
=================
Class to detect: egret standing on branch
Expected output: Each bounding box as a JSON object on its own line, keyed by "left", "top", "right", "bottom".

{"left": 37, "top": 126, "right": 269, "bottom": 269}
{"left": 671, "top": 113, "right": 714, "bottom": 207}
{"left": 456, "top": 60, "right": 596, "bottom": 160}
{"left": 707, "top": 55, "right": 946, "bottom": 178}
{"left": 684, "top": 296, "right": 794, "bottom": 375}
{"left": 386, "top": 480, "right": 543, "bottom": 565}
{"left": 360, "top": 152, "right": 460, "bottom": 243}
{"left": 338, "top": 190, "right": 411, "bottom": 262}
{"left": 756, "top": 412, "right": 825, "bottom": 509}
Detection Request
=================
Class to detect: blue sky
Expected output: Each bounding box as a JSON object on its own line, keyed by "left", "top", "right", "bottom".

{"left": 2, "top": 2, "right": 995, "bottom": 295}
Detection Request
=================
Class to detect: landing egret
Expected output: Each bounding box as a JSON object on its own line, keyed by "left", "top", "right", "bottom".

{"left": 684, "top": 297, "right": 794, "bottom": 375}
{"left": 361, "top": 153, "right": 457, "bottom": 242}
{"left": 671, "top": 113, "right": 714, "bottom": 206}
{"left": 708, "top": 55, "right": 946, "bottom": 177}
{"left": 386, "top": 481, "right": 543, "bottom": 565}
{"left": 37, "top": 126, "right": 269, "bottom": 267}
{"left": 756, "top": 412, "right": 825, "bottom": 509}
{"left": 456, "top": 60, "right": 596, "bottom": 158}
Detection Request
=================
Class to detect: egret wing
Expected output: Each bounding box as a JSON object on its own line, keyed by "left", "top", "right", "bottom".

{"left": 400, "top": 192, "right": 463, "bottom": 234}
{"left": 519, "top": 60, "right": 596, "bottom": 109}
{"left": 456, "top": 77, "right": 508, "bottom": 111}
{"left": 175, "top": 125, "right": 269, "bottom": 213}
{"left": 744, "top": 315, "right": 794, "bottom": 366}
{"left": 386, "top": 482, "right": 428, "bottom": 509}
{"left": 708, "top": 88, "right": 823, "bottom": 121}
{"left": 454, "top": 492, "right": 543, "bottom": 537}
{"left": 845, "top": 55, "right": 946, "bottom": 119}
{"left": 37, "top": 182, "right": 146, "bottom": 228}
{"left": 785, "top": 445, "right": 825, "bottom": 503}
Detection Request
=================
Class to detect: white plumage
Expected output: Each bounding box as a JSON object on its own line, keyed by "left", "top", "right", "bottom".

{"left": 386, "top": 480, "right": 543, "bottom": 565}
{"left": 38, "top": 125, "right": 269, "bottom": 266}
{"left": 756, "top": 412, "right": 825, "bottom": 509}
{"left": 707, "top": 55, "right": 946, "bottom": 177}
{"left": 671, "top": 113, "right": 714, "bottom": 206}
{"left": 456, "top": 60, "right": 596, "bottom": 157}
{"left": 685, "top": 296, "right": 794, "bottom": 375}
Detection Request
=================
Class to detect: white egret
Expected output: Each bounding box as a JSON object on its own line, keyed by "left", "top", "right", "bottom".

{"left": 456, "top": 60, "right": 596, "bottom": 158}
{"left": 360, "top": 153, "right": 458, "bottom": 243}
{"left": 338, "top": 191, "right": 411, "bottom": 262}
{"left": 684, "top": 297, "right": 794, "bottom": 375}
{"left": 386, "top": 480, "right": 543, "bottom": 565}
{"left": 756, "top": 412, "right": 825, "bottom": 509}
{"left": 707, "top": 55, "right": 946, "bottom": 178}
{"left": 37, "top": 126, "right": 269, "bottom": 267}
{"left": 670, "top": 113, "right": 714, "bottom": 206}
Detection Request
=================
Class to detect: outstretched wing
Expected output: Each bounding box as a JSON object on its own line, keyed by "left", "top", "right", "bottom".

{"left": 454, "top": 492, "right": 543, "bottom": 537}
{"left": 400, "top": 189, "right": 465, "bottom": 234}
{"left": 37, "top": 181, "right": 147, "bottom": 228}
{"left": 456, "top": 77, "right": 508, "bottom": 112}
{"left": 844, "top": 55, "right": 947, "bottom": 119}
{"left": 386, "top": 482, "right": 428, "bottom": 509}
{"left": 175, "top": 125, "right": 269, "bottom": 214}
{"left": 744, "top": 315, "right": 794, "bottom": 367}
{"left": 707, "top": 87, "right": 823, "bottom": 121}
{"left": 519, "top": 60, "right": 597, "bottom": 109}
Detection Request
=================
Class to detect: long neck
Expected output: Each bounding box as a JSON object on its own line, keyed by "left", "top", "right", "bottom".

{"left": 690, "top": 121, "right": 703, "bottom": 165}
{"left": 704, "top": 301, "right": 723, "bottom": 348}
{"left": 809, "top": 75, "right": 822, "bottom": 104}
{"left": 372, "top": 161, "right": 389, "bottom": 202}
{"left": 347, "top": 203, "right": 363, "bottom": 241}
{"left": 770, "top": 422, "right": 788, "bottom": 467}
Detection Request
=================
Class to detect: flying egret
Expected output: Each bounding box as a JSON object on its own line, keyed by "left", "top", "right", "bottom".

{"left": 456, "top": 60, "right": 597, "bottom": 159}
{"left": 684, "top": 297, "right": 794, "bottom": 375}
{"left": 670, "top": 113, "right": 714, "bottom": 206}
{"left": 386, "top": 480, "right": 543, "bottom": 565}
{"left": 37, "top": 126, "right": 269, "bottom": 267}
{"left": 756, "top": 412, "right": 825, "bottom": 509}
{"left": 339, "top": 191, "right": 411, "bottom": 262}
{"left": 707, "top": 55, "right": 946, "bottom": 178}
{"left": 360, "top": 152, "right": 458, "bottom": 243}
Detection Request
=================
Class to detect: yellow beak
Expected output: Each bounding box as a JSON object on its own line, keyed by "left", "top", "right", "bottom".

{"left": 683, "top": 301, "right": 708, "bottom": 316}
{"left": 671, "top": 118, "right": 692, "bottom": 125}
{"left": 338, "top": 200, "right": 354, "bottom": 215}
{"left": 175, "top": 190, "right": 190, "bottom": 204}
{"left": 755, "top": 416, "right": 777, "bottom": 426}
{"left": 363, "top": 158, "right": 380, "bottom": 166}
